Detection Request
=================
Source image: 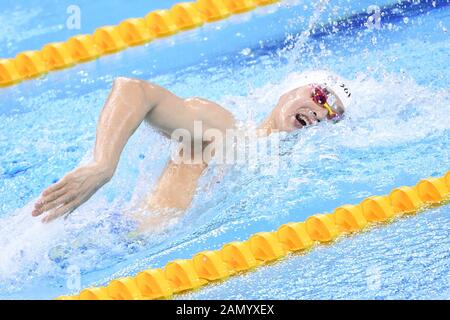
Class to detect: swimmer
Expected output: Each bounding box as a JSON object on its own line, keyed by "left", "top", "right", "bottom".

{"left": 32, "top": 71, "right": 348, "bottom": 224}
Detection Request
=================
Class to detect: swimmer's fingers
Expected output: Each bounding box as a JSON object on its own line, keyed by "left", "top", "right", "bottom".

{"left": 42, "top": 188, "right": 95, "bottom": 223}
{"left": 33, "top": 176, "right": 70, "bottom": 215}
{"left": 41, "top": 177, "right": 69, "bottom": 197}
{"left": 33, "top": 191, "right": 76, "bottom": 217}
{"left": 33, "top": 187, "right": 68, "bottom": 216}
{"left": 42, "top": 199, "right": 80, "bottom": 223}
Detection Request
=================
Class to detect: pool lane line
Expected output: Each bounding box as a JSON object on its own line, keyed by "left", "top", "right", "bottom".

{"left": 56, "top": 171, "right": 450, "bottom": 300}
{"left": 0, "top": 0, "right": 279, "bottom": 88}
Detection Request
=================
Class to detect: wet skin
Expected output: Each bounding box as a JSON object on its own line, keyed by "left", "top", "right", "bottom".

{"left": 32, "top": 78, "right": 344, "bottom": 224}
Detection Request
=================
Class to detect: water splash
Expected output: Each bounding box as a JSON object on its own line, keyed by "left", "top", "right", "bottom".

{"left": 0, "top": 0, "right": 449, "bottom": 299}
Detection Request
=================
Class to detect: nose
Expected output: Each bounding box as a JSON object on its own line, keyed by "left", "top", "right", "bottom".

{"left": 306, "top": 110, "right": 322, "bottom": 124}
{"left": 312, "top": 105, "right": 329, "bottom": 122}
{"left": 311, "top": 111, "right": 320, "bottom": 122}
{"left": 305, "top": 100, "right": 328, "bottom": 122}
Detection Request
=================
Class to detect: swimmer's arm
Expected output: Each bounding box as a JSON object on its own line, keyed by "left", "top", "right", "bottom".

{"left": 145, "top": 160, "right": 207, "bottom": 211}
{"left": 33, "top": 77, "right": 180, "bottom": 222}
{"left": 93, "top": 77, "right": 179, "bottom": 173}
{"left": 135, "top": 160, "right": 207, "bottom": 230}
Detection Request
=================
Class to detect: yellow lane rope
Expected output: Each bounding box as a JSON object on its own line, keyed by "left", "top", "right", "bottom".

{"left": 0, "top": 0, "right": 279, "bottom": 88}
{"left": 57, "top": 171, "right": 450, "bottom": 300}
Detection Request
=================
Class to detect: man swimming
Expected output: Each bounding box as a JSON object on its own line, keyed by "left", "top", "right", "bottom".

{"left": 32, "top": 71, "right": 348, "bottom": 223}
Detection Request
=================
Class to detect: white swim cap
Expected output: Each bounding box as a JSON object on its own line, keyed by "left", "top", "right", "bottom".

{"left": 289, "top": 70, "right": 353, "bottom": 109}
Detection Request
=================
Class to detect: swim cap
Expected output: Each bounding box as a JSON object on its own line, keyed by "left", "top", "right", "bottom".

{"left": 290, "top": 70, "right": 353, "bottom": 109}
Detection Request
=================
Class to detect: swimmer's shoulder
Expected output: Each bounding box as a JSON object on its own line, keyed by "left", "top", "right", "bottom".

{"left": 184, "top": 97, "right": 236, "bottom": 131}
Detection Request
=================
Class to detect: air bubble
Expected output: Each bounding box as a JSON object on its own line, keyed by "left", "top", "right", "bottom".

{"left": 241, "top": 48, "right": 252, "bottom": 56}
{"left": 371, "top": 36, "right": 377, "bottom": 45}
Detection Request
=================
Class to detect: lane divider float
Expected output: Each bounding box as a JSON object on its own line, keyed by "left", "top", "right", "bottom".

{"left": 0, "top": 0, "right": 279, "bottom": 88}
{"left": 57, "top": 171, "right": 450, "bottom": 300}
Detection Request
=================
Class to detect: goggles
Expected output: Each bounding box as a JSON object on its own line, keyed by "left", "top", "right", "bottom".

{"left": 310, "top": 83, "right": 343, "bottom": 122}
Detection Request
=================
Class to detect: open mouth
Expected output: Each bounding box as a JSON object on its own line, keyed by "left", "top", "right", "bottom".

{"left": 295, "top": 113, "right": 309, "bottom": 127}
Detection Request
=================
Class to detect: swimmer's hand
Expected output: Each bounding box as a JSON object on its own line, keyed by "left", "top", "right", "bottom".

{"left": 32, "top": 162, "right": 113, "bottom": 223}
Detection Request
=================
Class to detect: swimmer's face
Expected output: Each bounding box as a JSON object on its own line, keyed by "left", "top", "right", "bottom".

{"left": 272, "top": 85, "right": 345, "bottom": 132}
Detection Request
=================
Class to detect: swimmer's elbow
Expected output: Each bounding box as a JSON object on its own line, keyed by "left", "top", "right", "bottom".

{"left": 113, "top": 77, "right": 164, "bottom": 113}
{"left": 113, "top": 76, "right": 144, "bottom": 88}
{"left": 113, "top": 77, "right": 150, "bottom": 96}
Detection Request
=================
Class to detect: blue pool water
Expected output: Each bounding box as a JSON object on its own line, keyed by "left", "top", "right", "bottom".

{"left": 0, "top": 0, "right": 449, "bottom": 299}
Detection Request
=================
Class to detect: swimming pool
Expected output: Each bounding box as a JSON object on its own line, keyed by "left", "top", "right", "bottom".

{"left": 0, "top": 0, "right": 449, "bottom": 300}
